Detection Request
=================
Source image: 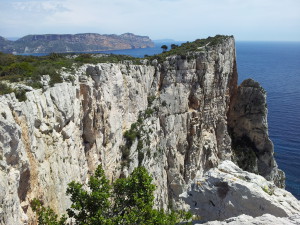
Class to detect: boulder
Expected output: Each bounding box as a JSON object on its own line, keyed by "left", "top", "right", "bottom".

{"left": 180, "top": 161, "right": 300, "bottom": 221}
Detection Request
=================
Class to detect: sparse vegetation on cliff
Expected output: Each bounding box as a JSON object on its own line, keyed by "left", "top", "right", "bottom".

{"left": 146, "top": 35, "right": 232, "bottom": 63}
{"left": 0, "top": 35, "right": 231, "bottom": 98}
{"left": 32, "top": 165, "right": 191, "bottom": 225}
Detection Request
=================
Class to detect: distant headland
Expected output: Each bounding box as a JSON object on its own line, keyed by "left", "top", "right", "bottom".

{"left": 0, "top": 33, "right": 154, "bottom": 54}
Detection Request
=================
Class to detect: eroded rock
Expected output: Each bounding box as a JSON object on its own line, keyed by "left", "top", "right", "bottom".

{"left": 180, "top": 161, "right": 300, "bottom": 221}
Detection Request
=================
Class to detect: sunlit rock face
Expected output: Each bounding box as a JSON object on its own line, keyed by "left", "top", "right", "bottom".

{"left": 0, "top": 36, "right": 286, "bottom": 224}
{"left": 180, "top": 161, "right": 299, "bottom": 221}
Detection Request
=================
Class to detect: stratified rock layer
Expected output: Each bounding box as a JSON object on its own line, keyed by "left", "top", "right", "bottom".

{"left": 0, "top": 36, "right": 289, "bottom": 224}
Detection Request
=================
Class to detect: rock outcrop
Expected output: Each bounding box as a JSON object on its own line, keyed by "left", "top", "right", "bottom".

{"left": 228, "top": 79, "right": 285, "bottom": 187}
{"left": 201, "top": 214, "right": 300, "bottom": 225}
{"left": 0, "top": 36, "right": 292, "bottom": 224}
{"left": 0, "top": 33, "right": 154, "bottom": 54}
{"left": 180, "top": 161, "right": 300, "bottom": 221}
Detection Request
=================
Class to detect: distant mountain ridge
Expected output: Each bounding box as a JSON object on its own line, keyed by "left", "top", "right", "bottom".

{"left": 0, "top": 33, "right": 154, "bottom": 54}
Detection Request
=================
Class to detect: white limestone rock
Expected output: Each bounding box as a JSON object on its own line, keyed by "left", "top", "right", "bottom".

{"left": 200, "top": 214, "right": 300, "bottom": 225}
{"left": 180, "top": 161, "right": 300, "bottom": 221}
{"left": 0, "top": 36, "right": 290, "bottom": 224}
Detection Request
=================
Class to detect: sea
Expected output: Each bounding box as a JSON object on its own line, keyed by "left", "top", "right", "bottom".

{"left": 21, "top": 41, "right": 300, "bottom": 199}
{"left": 236, "top": 41, "right": 300, "bottom": 199}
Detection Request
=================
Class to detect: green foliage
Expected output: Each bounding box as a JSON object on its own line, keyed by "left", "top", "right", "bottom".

{"left": 147, "top": 35, "right": 232, "bottom": 63}
{"left": 15, "top": 89, "right": 27, "bottom": 102}
{"left": 124, "top": 122, "right": 141, "bottom": 147}
{"left": 0, "top": 82, "right": 13, "bottom": 95}
{"left": 161, "top": 45, "right": 168, "bottom": 52}
{"left": 0, "top": 82, "right": 27, "bottom": 102}
{"left": 30, "top": 199, "right": 67, "bottom": 225}
{"left": 261, "top": 185, "right": 274, "bottom": 196}
{"left": 231, "top": 135, "right": 258, "bottom": 173}
{"left": 0, "top": 35, "right": 230, "bottom": 93}
{"left": 66, "top": 165, "right": 112, "bottom": 224}
{"left": 0, "top": 52, "right": 143, "bottom": 92}
{"left": 32, "top": 165, "right": 191, "bottom": 225}
{"left": 170, "top": 44, "right": 179, "bottom": 49}
{"left": 147, "top": 95, "right": 156, "bottom": 106}
{"left": 112, "top": 166, "right": 191, "bottom": 225}
{"left": 144, "top": 108, "right": 154, "bottom": 118}
{"left": 121, "top": 145, "right": 131, "bottom": 169}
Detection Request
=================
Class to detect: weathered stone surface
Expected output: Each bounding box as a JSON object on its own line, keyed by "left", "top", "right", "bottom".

{"left": 200, "top": 214, "right": 300, "bottom": 225}
{"left": 0, "top": 36, "right": 289, "bottom": 224}
{"left": 180, "top": 161, "right": 300, "bottom": 221}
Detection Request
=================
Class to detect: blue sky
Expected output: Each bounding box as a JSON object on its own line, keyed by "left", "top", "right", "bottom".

{"left": 0, "top": 0, "right": 299, "bottom": 41}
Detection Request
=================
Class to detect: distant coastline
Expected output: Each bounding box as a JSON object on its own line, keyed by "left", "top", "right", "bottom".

{"left": 0, "top": 33, "right": 154, "bottom": 54}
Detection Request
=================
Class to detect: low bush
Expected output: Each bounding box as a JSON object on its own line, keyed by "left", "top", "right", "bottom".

{"left": 32, "top": 165, "right": 192, "bottom": 225}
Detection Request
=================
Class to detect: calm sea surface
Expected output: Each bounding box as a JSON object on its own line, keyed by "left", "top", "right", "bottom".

{"left": 236, "top": 42, "right": 300, "bottom": 199}
{"left": 24, "top": 41, "right": 300, "bottom": 199}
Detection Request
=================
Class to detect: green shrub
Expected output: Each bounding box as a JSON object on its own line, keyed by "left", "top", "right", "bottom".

{"left": 15, "top": 89, "right": 27, "bottom": 102}
{"left": 32, "top": 165, "right": 192, "bottom": 225}
{"left": 147, "top": 95, "right": 156, "bottom": 106}
{"left": 144, "top": 108, "right": 154, "bottom": 117}
{"left": 0, "top": 82, "right": 13, "bottom": 95}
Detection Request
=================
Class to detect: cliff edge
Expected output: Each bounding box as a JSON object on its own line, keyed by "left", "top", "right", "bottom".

{"left": 0, "top": 35, "right": 294, "bottom": 225}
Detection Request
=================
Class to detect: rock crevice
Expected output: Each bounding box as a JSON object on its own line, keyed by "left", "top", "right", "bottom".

{"left": 0, "top": 36, "right": 291, "bottom": 224}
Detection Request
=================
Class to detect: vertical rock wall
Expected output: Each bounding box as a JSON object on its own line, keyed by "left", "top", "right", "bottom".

{"left": 0, "top": 36, "right": 284, "bottom": 224}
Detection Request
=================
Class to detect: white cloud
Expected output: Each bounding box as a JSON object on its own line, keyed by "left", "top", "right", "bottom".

{"left": 12, "top": 1, "right": 67, "bottom": 12}
{"left": 0, "top": 0, "right": 300, "bottom": 41}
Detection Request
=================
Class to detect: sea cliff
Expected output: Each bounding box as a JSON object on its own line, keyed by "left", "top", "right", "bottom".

{"left": 0, "top": 36, "right": 298, "bottom": 224}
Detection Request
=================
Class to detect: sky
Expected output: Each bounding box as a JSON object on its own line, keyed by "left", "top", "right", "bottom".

{"left": 0, "top": 0, "right": 300, "bottom": 42}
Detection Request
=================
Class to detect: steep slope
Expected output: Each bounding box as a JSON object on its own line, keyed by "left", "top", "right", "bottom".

{"left": 228, "top": 79, "right": 285, "bottom": 187}
{"left": 0, "top": 36, "right": 287, "bottom": 224}
{"left": 0, "top": 33, "right": 154, "bottom": 54}
{"left": 0, "top": 36, "right": 14, "bottom": 52}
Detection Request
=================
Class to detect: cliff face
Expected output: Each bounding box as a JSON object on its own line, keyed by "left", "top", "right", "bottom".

{"left": 0, "top": 36, "right": 287, "bottom": 224}
{"left": 228, "top": 79, "right": 285, "bottom": 187}
{"left": 0, "top": 33, "right": 154, "bottom": 54}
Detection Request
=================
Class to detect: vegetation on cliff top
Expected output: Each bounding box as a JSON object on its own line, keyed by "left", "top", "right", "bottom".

{"left": 32, "top": 165, "right": 191, "bottom": 225}
{"left": 0, "top": 35, "right": 231, "bottom": 99}
{"left": 147, "top": 34, "right": 232, "bottom": 62}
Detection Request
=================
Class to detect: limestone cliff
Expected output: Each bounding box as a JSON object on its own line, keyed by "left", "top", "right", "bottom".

{"left": 0, "top": 36, "right": 290, "bottom": 224}
{"left": 228, "top": 79, "right": 285, "bottom": 187}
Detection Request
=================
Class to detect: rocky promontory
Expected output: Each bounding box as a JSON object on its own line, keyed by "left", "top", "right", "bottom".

{"left": 0, "top": 35, "right": 299, "bottom": 224}
{"left": 0, "top": 33, "right": 154, "bottom": 54}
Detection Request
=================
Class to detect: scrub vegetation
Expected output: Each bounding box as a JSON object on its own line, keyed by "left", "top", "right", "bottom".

{"left": 31, "top": 165, "right": 191, "bottom": 225}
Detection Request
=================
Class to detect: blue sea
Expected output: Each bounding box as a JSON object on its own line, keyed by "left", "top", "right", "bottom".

{"left": 236, "top": 42, "right": 300, "bottom": 199}
{"left": 24, "top": 41, "right": 300, "bottom": 199}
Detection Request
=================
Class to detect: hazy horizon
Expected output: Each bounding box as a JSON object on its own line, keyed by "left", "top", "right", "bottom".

{"left": 1, "top": 0, "right": 299, "bottom": 42}
{"left": 3, "top": 34, "right": 300, "bottom": 43}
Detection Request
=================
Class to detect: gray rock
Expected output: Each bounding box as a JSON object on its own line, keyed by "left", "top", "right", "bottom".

{"left": 200, "top": 213, "right": 300, "bottom": 225}
{"left": 228, "top": 79, "right": 285, "bottom": 187}
{"left": 180, "top": 161, "right": 300, "bottom": 221}
{"left": 0, "top": 36, "right": 289, "bottom": 224}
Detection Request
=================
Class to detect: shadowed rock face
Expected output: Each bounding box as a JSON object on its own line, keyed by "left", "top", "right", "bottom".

{"left": 0, "top": 33, "right": 154, "bottom": 54}
{"left": 228, "top": 79, "right": 285, "bottom": 188}
{"left": 0, "top": 36, "right": 287, "bottom": 224}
